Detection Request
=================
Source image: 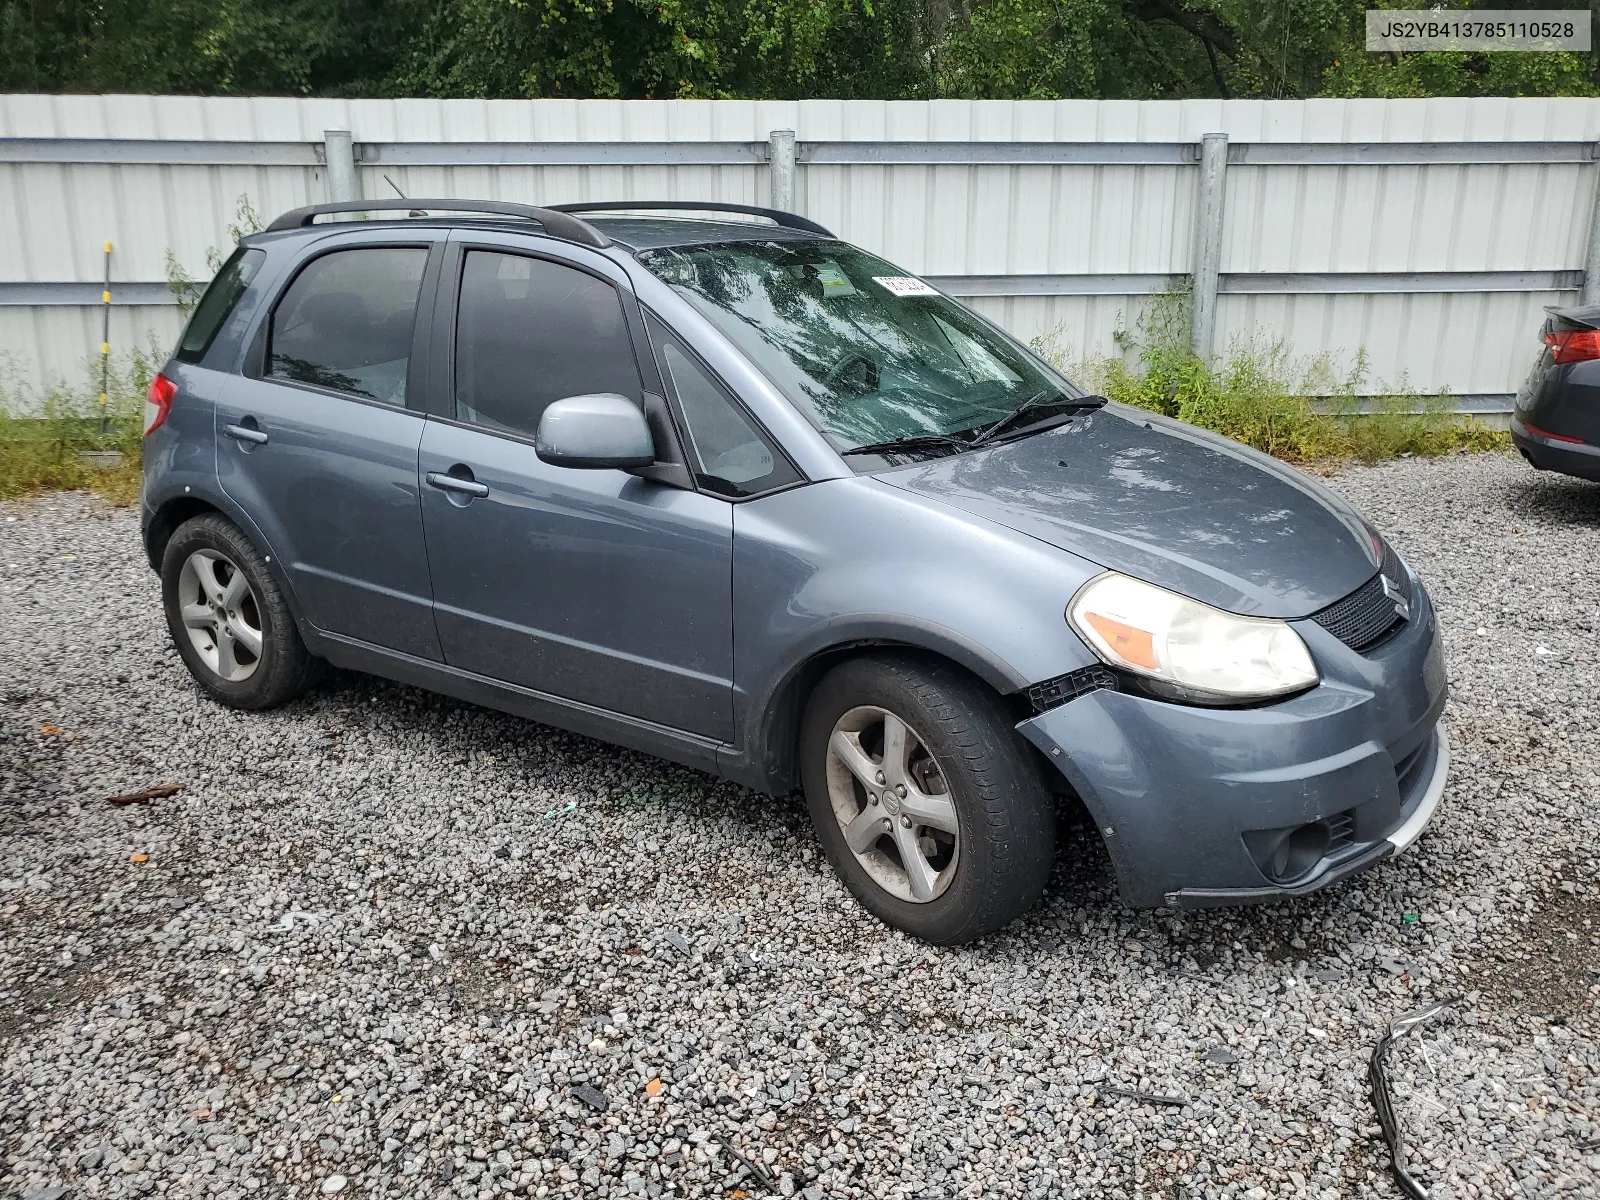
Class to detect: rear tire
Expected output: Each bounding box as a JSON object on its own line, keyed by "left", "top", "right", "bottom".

{"left": 161, "top": 514, "right": 322, "bottom": 710}
{"left": 799, "top": 655, "right": 1054, "bottom": 944}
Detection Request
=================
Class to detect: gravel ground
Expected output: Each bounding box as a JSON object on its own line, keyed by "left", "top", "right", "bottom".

{"left": 2, "top": 450, "right": 1598, "bottom": 1200}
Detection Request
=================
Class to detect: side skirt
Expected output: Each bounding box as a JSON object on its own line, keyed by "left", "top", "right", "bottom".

{"left": 312, "top": 630, "right": 730, "bottom": 779}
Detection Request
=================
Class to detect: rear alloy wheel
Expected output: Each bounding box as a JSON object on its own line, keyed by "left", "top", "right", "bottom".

{"left": 176, "top": 549, "right": 264, "bottom": 682}
{"left": 800, "top": 655, "right": 1055, "bottom": 944}
{"left": 161, "top": 513, "right": 322, "bottom": 710}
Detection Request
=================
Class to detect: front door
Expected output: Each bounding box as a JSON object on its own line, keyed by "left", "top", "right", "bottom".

{"left": 217, "top": 239, "right": 443, "bottom": 661}
{"left": 417, "top": 242, "right": 736, "bottom": 742}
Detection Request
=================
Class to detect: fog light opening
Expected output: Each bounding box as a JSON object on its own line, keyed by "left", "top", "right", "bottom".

{"left": 1268, "top": 822, "right": 1332, "bottom": 883}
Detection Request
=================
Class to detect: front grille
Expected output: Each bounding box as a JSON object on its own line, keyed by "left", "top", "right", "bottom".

{"left": 1026, "top": 665, "right": 1117, "bottom": 715}
{"left": 1310, "top": 540, "right": 1411, "bottom": 652}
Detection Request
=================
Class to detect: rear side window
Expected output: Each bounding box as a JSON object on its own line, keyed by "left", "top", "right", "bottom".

{"left": 175, "top": 248, "right": 265, "bottom": 364}
{"left": 268, "top": 247, "right": 428, "bottom": 406}
{"left": 453, "top": 250, "right": 641, "bottom": 438}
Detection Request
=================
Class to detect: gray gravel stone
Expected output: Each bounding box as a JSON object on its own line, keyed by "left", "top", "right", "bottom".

{"left": 2, "top": 453, "right": 1598, "bottom": 1198}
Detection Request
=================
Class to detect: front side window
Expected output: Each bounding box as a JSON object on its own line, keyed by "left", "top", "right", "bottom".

{"left": 268, "top": 247, "right": 427, "bottom": 406}
{"left": 176, "top": 247, "right": 265, "bottom": 364}
{"left": 655, "top": 336, "right": 800, "bottom": 498}
{"left": 637, "top": 239, "right": 1081, "bottom": 455}
{"left": 454, "top": 251, "right": 641, "bottom": 439}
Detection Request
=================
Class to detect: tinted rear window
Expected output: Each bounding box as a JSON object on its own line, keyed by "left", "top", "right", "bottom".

{"left": 175, "top": 247, "right": 265, "bottom": 364}
{"left": 268, "top": 247, "right": 428, "bottom": 406}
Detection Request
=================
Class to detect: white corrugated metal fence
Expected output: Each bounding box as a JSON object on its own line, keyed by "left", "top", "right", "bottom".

{"left": 3, "top": 94, "right": 1599, "bottom": 409}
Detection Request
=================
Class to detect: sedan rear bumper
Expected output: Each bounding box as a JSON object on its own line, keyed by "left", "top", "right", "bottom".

{"left": 1511, "top": 418, "right": 1600, "bottom": 482}
{"left": 1016, "top": 591, "right": 1448, "bottom": 909}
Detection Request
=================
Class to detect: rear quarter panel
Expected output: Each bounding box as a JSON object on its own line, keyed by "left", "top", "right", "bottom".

{"left": 141, "top": 359, "right": 222, "bottom": 521}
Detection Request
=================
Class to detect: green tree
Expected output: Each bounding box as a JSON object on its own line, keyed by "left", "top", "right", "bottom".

{"left": 0, "top": 0, "right": 433, "bottom": 94}
{"left": 1, "top": 0, "right": 1594, "bottom": 99}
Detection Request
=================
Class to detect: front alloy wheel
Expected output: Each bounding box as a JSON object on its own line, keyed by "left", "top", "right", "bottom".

{"left": 800, "top": 655, "right": 1056, "bottom": 944}
{"left": 825, "top": 705, "right": 959, "bottom": 903}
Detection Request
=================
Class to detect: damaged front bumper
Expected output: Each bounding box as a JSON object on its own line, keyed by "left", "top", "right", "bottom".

{"left": 1016, "top": 583, "right": 1449, "bottom": 910}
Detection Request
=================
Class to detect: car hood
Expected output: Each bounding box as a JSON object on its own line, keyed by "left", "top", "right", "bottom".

{"left": 879, "top": 405, "right": 1378, "bottom": 618}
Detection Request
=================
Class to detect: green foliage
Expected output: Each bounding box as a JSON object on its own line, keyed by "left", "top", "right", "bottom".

{"left": 0, "top": 345, "right": 158, "bottom": 505}
{"left": 165, "top": 249, "right": 203, "bottom": 316}
{"left": 167, "top": 194, "right": 263, "bottom": 315}
{"left": 2, "top": 0, "right": 1593, "bottom": 99}
{"left": 1042, "top": 285, "right": 1508, "bottom": 466}
{"left": 0, "top": 0, "right": 434, "bottom": 95}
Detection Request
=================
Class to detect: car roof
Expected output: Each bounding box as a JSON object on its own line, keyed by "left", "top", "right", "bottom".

{"left": 582, "top": 214, "right": 827, "bottom": 252}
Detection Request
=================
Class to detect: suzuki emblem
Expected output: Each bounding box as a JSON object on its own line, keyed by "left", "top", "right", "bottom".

{"left": 1380, "top": 574, "right": 1410, "bottom": 620}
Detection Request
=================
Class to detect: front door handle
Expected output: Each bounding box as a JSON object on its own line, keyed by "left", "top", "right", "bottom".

{"left": 426, "top": 471, "right": 490, "bottom": 499}
{"left": 223, "top": 422, "right": 269, "bottom": 445}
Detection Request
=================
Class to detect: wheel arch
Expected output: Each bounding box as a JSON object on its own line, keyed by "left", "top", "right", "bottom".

{"left": 144, "top": 495, "right": 224, "bottom": 571}
{"left": 727, "top": 619, "right": 1032, "bottom": 795}
{"left": 144, "top": 486, "right": 317, "bottom": 649}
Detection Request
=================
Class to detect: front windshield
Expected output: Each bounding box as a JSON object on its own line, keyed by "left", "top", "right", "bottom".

{"left": 637, "top": 238, "right": 1081, "bottom": 453}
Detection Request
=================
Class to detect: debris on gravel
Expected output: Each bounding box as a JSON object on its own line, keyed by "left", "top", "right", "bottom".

{"left": 2, "top": 453, "right": 1598, "bottom": 1199}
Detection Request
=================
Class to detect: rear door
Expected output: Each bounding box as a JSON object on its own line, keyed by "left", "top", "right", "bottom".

{"left": 416, "top": 234, "right": 737, "bottom": 741}
{"left": 218, "top": 232, "right": 445, "bottom": 660}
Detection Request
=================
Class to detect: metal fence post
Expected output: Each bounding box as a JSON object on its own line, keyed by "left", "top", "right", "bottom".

{"left": 323, "top": 129, "right": 358, "bottom": 205}
{"left": 1191, "top": 132, "right": 1229, "bottom": 363}
{"left": 769, "top": 129, "right": 797, "bottom": 213}
{"left": 1582, "top": 143, "right": 1600, "bottom": 306}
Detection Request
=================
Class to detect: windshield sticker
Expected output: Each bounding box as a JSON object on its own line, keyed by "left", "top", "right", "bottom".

{"left": 874, "top": 275, "right": 939, "bottom": 297}
{"left": 793, "top": 262, "right": 857, "bottom": 297}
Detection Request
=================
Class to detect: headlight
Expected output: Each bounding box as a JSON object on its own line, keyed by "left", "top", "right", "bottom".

{"left": 1067, "top": 573, "right": 1318, "bottom": 703}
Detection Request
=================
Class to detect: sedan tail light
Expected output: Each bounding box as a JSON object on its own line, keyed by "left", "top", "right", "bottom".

{"left": 1546, "top": 328, "right": 1600, "bottom": 364}
{"left": 144, "top": 373, "right": 177, "bottom": 436}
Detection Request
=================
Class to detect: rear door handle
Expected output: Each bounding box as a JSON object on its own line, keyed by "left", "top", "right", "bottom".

{"left": 426, "top": 471, "right": 490, "bottom": 498}
{"left": 223, "top": 423, "right": 269, "bottom": 445}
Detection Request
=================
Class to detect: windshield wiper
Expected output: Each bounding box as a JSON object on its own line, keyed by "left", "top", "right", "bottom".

{"left": 841, "top": 393, "right": 1109, "bottom": 460}
{"left": 969, "top": 391, "right": 1108, "bottom": 447}
{"left": 840, "top": 432, "right": 973, "bottom": 458}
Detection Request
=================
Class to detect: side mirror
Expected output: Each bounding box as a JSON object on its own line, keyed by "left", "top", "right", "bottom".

{"left": 535, "top": 394, "right": 655, "bottom": 470}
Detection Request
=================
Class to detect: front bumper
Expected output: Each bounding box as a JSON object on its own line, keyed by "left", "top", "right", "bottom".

{"left": 1017, "top": 581, "right": 1448, "bottom": 909}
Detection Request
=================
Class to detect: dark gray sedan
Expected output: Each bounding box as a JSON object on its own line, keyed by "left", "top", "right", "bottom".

{"left": 1512, "top": 303, "right": 1600, "bottom": 482}
{"left": 140, "top": 199, "right": 1449, "bottom": 944}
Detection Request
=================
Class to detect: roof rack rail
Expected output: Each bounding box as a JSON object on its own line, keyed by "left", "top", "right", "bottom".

{"left": 548, "top": 201, "right": 834, "bottom": 239}
{"left": 263, "top": 199, "right": 612, "bottom": 249}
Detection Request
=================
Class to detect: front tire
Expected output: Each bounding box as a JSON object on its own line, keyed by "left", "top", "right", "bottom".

{"left": 799, "top": 655, "right": 1055, "bottom": 944}
{"left": 161, "top": 514, "right": 321, "bottom": 710}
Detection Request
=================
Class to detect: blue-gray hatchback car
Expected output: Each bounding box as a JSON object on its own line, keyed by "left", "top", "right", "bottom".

{"left": 141, "top": 199, "right": 1449, "bottom": 944}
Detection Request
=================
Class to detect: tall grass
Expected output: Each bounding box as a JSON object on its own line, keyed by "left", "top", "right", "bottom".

{"left": 0, "top": 345, "right": 159, "bottom": 506}
{"left": 1035, "top": 285, "right": 1507, "bottom": 466}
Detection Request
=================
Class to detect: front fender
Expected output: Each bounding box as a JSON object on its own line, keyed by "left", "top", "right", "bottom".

{"left": 723, "top": 477, "right": 1102, "bottom": 791}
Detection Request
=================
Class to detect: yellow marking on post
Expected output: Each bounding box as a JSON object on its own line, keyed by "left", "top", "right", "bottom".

{"left": 100, "top": 393, "right": 108, "bottom": 406}
{"left": 101, "top": 342, "right": 110, "bottom": 355}
{"left": 104, "top": 240, "right": 113, "bottom": 253}
{"left": 102, "top": 289, "right": 111, "bottom": 303}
